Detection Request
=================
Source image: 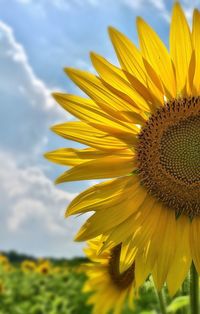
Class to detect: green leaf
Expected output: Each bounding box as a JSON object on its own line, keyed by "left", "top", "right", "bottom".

{"left": 167, "top": 296, "right": 189, "bottom": 313}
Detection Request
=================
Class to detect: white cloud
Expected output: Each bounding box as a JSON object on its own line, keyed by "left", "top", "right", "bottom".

{"left": 148, "top": 0, "right": 199, "bottom": 25}
{"left": 14, "top": 0, "right": 170, "bottom": 18}
{"left": 15, "top": 0, "right": 99, "bottom": 10}
{"left": 148, "top": 0, "right": 170, "bottom": 22}
{"left": 180, "top": 0, "right": 200, "bottom": 25}
{"left": 13, "top": 0, "right": 197, "bottom": 25}
{"left": 123, "top": 0, "right": 170, "bottom": 22}
{"left": 0, "top": 21, "right": 58, "bottom": 112}
{"left": 0, "top": 21, "right": 64, "bottom": 157}
{"left": 0, "top": 151, "right": 86, "bottom": 257}
{"left": 0, "top": 21, "right": 86, "bottom": 257}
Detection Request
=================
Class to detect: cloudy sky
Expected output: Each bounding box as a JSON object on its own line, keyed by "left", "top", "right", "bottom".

{"left": 0, "top": 0, "right": 198, "bottom": 258}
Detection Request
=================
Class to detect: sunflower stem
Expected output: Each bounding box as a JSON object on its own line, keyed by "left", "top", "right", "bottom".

{"left": 182, "top": 274, "right": 190, "bottom": 296}
{"left": 180, "top": 274, "right": 190, "bottom": 314}
{"left": 157, "top": 289, "right": 167, "bottom": 314}
{"left": 190, "top": 263, "right": 199, "bottom": 314}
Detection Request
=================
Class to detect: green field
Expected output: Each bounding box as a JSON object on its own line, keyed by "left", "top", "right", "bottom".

{"left": 0, "top": 253, "right": 189, "bottom": 314}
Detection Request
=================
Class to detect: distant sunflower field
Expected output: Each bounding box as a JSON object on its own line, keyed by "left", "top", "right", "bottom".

{"left": 0, "top": 253, "right": 190, "bottom": 314}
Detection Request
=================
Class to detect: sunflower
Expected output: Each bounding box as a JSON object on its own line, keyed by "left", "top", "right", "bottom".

{"left": 46, "top": 3, "right": 200, "bottom": 295}
{"left": 21, "top": 260, "right": 36, "bottom": 273}
{"left": 36, "top": 260, "right": 51, "bottom": 275}
{"left": 82, "top": 237, "right": 135, "bottom": 314}
{"left": 0, "top": 255, "right": 11, "bottom": 272}
{"left": 0, "top": 255, "right": 9, "bottom": 267}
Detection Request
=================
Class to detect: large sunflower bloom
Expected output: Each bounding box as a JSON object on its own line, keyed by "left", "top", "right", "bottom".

{"left": 46, "top": 3, "right": 200, "bottom": 294}
{"left": 82, "top": 237, "right": 135, "bottom": 314}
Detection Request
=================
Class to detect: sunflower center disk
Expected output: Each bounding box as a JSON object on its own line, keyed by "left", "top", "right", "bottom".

{"left": 160, "top": 115, "right": 200, "bottom": 184}
{"left": 109, "top": 244, "right": 135, "bottom": 290}
{"left": 137, "top": 97, "right": 200, "bottom": 218}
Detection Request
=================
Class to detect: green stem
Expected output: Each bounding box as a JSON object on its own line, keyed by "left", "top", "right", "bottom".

{"left": 180, "top": 274, "right": 190, "bottom": 314}
{"left": 182, "top": 274, "right": 190, "bottom": 296}
{"left": 157, "top": 290, "right": 167, "bottom": 314}
{"left": 190, "top": 263, "right": 199, "bottom": 314}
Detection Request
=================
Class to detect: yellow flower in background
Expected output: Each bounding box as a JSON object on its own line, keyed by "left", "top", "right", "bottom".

{"left": 0, "top": 255, "right": 9, "bottom": 266}
{"left": 83, "top": 238, "right": 135, "bottom": 314}
{"left": 0, "top": 281, "right": 5, "bottom": 294}
{"left": 21, "top": 260, "right": 36, "bottom": 273}
{"left": 52, "top": 266, "right": 62, "bottom": 274}
{"left": 36, "top": 260, "right": 51, "bottom": 275}
{"left": 0, "top": 254, "right": 11, "bottom": 272}
{"left": 46, "top": 3, "right": 200, "bottom": 294}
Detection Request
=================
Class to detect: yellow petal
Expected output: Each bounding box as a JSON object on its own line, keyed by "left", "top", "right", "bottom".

{"left": 53, "top": 93, "right": 144, "bottom": 129}
{"left": 53, "top": 93, "right": 141, "bottom": 143}
{"left": 144, "top": 203, "right": 168, "bottom": 271}
{"left": 125, "top": 74, "right": 160, "bottom": 111}
{"left": 75, "top": 179, "right": 147, "bottom": 241}
{"left": 90, "top": 52, "right": 150, "bottom": 113}
{"left": 120, "top": 240, "right": 138, "bottom": 273}
{"left": 51, "top": 100, "right": 140, "bottom": 146}
{"left": 167, "top": 215, "right": 191, "bottom": 296}
{"left": 44, "top": 147, "right": 131, "bottom": 166}
{"left": 110, "top": 195, "right": 157, "bottom": 272}
{"left": 65, "top": 68, "right": 145, "bottom": 124}
{"left": 66, "top": 175, "right": 137, "bottom": 216}
{"left": 87, "top": 122, "right": 138, "bottom": 147}
{"left": 51, "top": 121, "right": 128, "bottom": 151}
{"left": 108, "top": 27, "right": 147, "bottom": 85}
{"left": 152, "top": 210, "right": 176, "bottom": 290}
{"left": 118, "top": 197, "right": 161, "bottom": 262}
{"left": 105, "top": 193, "right": 155, "bottom": 246}
{"left": 113, "top": 293, "right": 128, "bottom": 314}
{"left": 190, "top": 217, "right": 200, "bottom": 274}
{"left": 186, "top": 50, "right": 195, "bottom": 96}
{"left": 142, "top": 59, "right": 164, "bottom": 107}
{"left": 135, "top": 253, "right": 151, "bottom": 288}
{"left": 170, "top": 2, "right": 192, "bottom": 94}
{"left": 75, "top": 199, "right": 136, "bottom": 241}
{"left": 108, "top": 27, "right": 163, "bottom": 108}
{"left": 55, "top": 155, "right": 136, "bottom": 184}
{"left": 192, "top": 9, "right": 200, "bottom": 94}
{"left": 137, "top": 17, "right": 176, "bottom": 98}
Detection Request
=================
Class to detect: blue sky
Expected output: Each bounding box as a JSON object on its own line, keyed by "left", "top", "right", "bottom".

{"left": 0, "top": 0, "right": 198, "bottom": 258}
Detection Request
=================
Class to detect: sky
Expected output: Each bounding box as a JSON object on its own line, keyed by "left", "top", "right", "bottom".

{"left": 0, "top": 0, "right": 198, "bottom": 258}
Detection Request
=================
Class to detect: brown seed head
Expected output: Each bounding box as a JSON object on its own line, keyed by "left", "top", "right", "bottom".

{"left": 137, "top": 97, "right": 200, "bottom": 218}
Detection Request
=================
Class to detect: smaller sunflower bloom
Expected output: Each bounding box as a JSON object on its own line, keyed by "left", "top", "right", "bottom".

{"left": 36, "top": 260, "right": 51, "bottom": 275}
{"left": 21, "top": 260, "right": 36, "bottom": 273}
{"left": 83, "top": 238, "right": 136, "bottom": 314}
{"left": 52, "top": 266, "right": 64, "bottom": 274}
